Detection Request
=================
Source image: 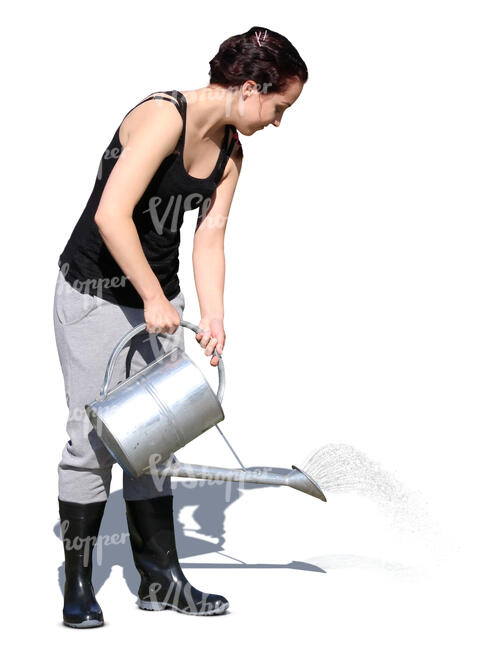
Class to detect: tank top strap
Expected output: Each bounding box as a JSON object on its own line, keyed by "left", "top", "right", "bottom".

{"left": 121, "top": 90, "right": 182, "bottom": 121}
{"left": 119, "top": 91, "right": 186, "bottom": 155}
{"left": 212, "top": 125, "right": 240, "bottom": 182}
{"left": 225, "top": 125, "right": 239, "bottom": 157}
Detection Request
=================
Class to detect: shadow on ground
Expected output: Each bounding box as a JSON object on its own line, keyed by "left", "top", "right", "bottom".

{"left": 53, "top": 471, "right": 326, "bottom": 597}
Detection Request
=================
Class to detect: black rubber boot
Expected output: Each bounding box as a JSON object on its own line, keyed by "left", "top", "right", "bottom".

{"left": 125, "top": 495, "right": 229, "bottom": 615}
{"left": 58, "top": 499, "right": 107, "bottom": 628}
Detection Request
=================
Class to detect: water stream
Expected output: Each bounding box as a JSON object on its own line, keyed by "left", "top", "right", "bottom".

{"left": 300, "top": 443, "right": 433, "bottom": 533}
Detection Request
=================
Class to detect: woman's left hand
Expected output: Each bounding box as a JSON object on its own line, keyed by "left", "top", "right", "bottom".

{"left": 195, "top": 317, "right": 226, "bottom": 366}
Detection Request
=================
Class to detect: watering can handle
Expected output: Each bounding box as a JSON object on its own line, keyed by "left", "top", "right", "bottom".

{"left": 99, "top": 320, "right": 225, "bottom": 402}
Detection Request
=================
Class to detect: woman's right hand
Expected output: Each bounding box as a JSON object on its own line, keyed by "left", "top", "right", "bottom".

{"left": 143, "top": 294, "right": 181, "bottom": 335}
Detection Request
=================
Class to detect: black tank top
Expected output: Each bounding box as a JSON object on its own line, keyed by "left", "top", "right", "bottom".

{"left": 58, "top": 90, "right": 240, "bottom": 307}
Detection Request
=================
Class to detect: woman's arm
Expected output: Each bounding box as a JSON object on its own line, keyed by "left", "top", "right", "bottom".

{"left": 94, "top": 99, "right": 184, "bottom": 333}
{"left": 95, "top": 99, "right": 181, "bottom": 302}
{"left": 192, "top": 147, "right": 243, "bottom": 364}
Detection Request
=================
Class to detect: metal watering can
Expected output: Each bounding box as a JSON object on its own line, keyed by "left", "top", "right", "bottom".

{"left": 85, "top": 321, "right": 325, "bottom": 502}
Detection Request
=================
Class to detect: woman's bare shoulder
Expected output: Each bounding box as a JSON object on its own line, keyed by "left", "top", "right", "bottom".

{"left": 118, "top": 92, "right": 183, "bottom": 149}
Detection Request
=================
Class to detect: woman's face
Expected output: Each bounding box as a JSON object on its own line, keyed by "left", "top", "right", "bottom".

{"left": 237, "top": 77, "right": 304, "bottom": 135}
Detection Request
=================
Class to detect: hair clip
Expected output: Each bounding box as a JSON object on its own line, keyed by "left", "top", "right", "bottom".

{"left": 255, "top": 29, "right": 267, "bottom": 47}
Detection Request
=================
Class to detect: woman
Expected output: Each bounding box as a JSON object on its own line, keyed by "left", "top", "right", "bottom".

{"left": 53, "top": 25, "right": 308, "bottom": 627}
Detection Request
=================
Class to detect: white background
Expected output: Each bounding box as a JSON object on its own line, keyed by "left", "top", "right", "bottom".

{"left": 2, "top": 0, "right": 487, "bottom": 646}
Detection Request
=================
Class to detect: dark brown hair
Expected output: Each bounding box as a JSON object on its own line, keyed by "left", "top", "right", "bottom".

{"left": 209, "top": 26, "right": 308, "bottom": 94}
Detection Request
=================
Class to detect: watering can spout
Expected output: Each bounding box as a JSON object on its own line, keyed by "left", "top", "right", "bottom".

{"left": 288, "top": 465, "right": 327, "bottom": 502}
{"left": 144, "top": 461, "right": 327, "bottom": 502}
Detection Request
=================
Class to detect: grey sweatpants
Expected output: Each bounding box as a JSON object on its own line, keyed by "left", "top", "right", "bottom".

{"left": 52, "top": 268, "right": 185, "bottom": 504}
